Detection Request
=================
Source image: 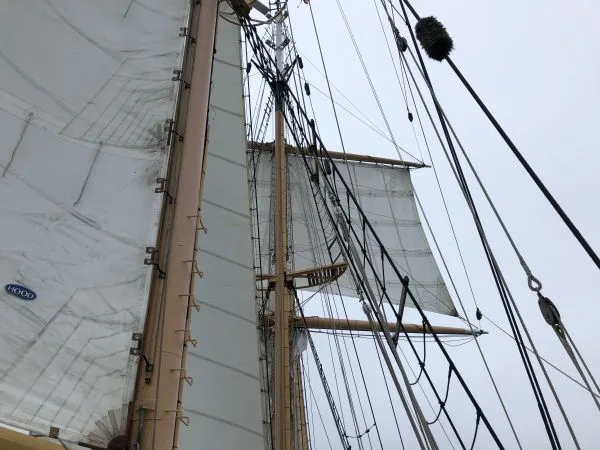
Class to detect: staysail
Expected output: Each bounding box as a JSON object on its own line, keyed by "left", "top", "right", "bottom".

{"left": 252, "top": 150, "right": 457, "bottom": 316}
{"left": 0, "top": 0, "right": 188, "bottom": 444}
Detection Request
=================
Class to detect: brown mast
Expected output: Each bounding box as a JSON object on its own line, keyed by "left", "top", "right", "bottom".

{"left": 128, "top": 1, "right": 219, "bottom": 449}
{"left": 272, "top": 10, "right": 293, "bottom": 448}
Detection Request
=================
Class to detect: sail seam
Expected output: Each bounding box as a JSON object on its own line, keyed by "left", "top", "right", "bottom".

{"left": 186, "top": 352, "right": 260, "bottom": 380}
{"left": 203, "top": 198, "right": 251, "bottom": 219}
{"left": 207, "top": 150, "right": 247, "bottom": 168}
{"left": 198, "top": 248, "right": 254, "bottom": 270}
{"left": 184, "top": 408, "right": 263, "bottom": 437}
{"left": 211, "top": 104, "right": 245, "bottom": 119}
{"left": 196, "top": 300, "right": 256, "bottom": 325}
{"left": 214, "top": 56, "right": 241, "bottom": 69}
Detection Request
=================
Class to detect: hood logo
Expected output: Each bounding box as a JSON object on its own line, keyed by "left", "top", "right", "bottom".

{"left": 4, "top": 284, "right": 37, "bottom": 301}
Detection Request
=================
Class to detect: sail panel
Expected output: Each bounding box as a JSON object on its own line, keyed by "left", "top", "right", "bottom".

{"left": 178, "top": 16, "right": 266, "bottom": 450}
{"left": 252, "top": 153, "right": 457, "bottom": 317}
{"left": 0, "top": 0, "right": 188, "bottom": 443}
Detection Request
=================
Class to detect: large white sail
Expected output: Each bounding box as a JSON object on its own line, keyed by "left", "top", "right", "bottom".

{"left": 0, "top": 0, "right": 188, "bottom": 444}
{"left": 178, "top": 14, "right": 266, "bottom": 450}
{"left": 252, "top": 152, "right": 457, "bottom": 316}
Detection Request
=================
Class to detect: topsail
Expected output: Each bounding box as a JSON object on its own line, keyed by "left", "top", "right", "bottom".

{"left": 252, "top": 150, "right": 457, "bottom": 316}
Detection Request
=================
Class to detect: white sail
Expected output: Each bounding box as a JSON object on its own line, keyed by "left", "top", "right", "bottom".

{"left": 252, "top": 152, "right": 457, "bottom": 316}
{"left": 0, "top": 0, "right": 188, "bottom": 444}
{"left": 178, "top": 15, "right": 266, "bottom": 450}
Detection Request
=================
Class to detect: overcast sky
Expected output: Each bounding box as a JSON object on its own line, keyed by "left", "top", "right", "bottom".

{"left": 249, "top": 0, "right": 600, "bottom": 448}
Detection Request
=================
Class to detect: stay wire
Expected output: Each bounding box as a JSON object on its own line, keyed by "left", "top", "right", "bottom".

{"left": 554, "top": 323, "right": 600, "bottom": 414}
{"left": 244, "top": 12, "right": 502, "bottom": 442}
{"left": 398, "top": 0, "right": 600, "bottom": 274}
{"left": 295, "top": 49, "right": 390, "bottom": 139}
{"left": 397, "top": 33, "right": 580, "bottom": 448}
{"left": 392, "top": 3, "right": 562, "bottom": 447}
{"left": 483, "top": 313, "right": 600, "bottom": 399}
{"left": 375, "top": 7, "right": 518, "bottom": 444}
{"left": 327, "top": 0, "right": 424, "bottom": 164}
{"left": 296, "top": 153, "right": 385, "bottom": 449}
{"left": 281, "top": 109, "right": 433, "bottom": 449}
{"left": 307, "top": 2, "right": 357, "bottom": 191}
{"left": 281, "top": 80, "right": 504, "bottom": 449}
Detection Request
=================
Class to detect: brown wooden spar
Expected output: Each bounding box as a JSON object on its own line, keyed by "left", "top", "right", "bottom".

{"left": 128, "top": 1, "right": 219, "bottom": 449}
{"left": 248, "top": 140, "right": 429, "bottom": 168}
{"left": 293, "top": 316, "right": 484, "bottom": 336}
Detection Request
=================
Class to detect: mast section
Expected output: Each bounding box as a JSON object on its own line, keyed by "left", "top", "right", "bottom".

{"left": 273, "top": 12, "right": 293, "bottom": 450}
{"left": 130, "top": 1, "right": 218, "bottom": 449}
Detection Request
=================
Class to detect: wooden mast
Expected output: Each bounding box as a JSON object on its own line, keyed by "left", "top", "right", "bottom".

{"left": 129, "top": 1, "right": 218, "bottom": 449}
{"left": 273, "top": 10, "right": 293, "bottom": 449}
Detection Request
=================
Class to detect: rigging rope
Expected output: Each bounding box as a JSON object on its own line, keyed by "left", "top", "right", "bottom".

{"left": 299, "top": 168, "right": 386, "bottom": 449}
{"left": 393, "top": 27, "right": 582, "bottom": 447}
{"left": 397, "top": 0, "right": 600, "bottom": 274}
{"left": 378, "top": 4, "right": 519, "bottom": 445}
{"left": 242, "top": 14, "right": 506, "bottom": 448}
{"left": 292, "top": 288, "right": 353, "bottom": 450}
{"left": 277, "top": 81, "right": 505, "bottom": 447}
{"left": 391, "top": 3, "right": 566, "bottom": 446}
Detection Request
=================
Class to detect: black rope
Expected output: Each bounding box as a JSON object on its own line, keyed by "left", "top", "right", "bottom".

{"left": 398, "top": 0, "right": 600, "bottom": 273}
{"left": 409, "top": 323, "right": 426, "bottom": 386}
{"left": 470, "top": 413, "right": 482, "bottom": 450}
{"left": 427, "top": 365, "right": 453, "bottom": 425}
{"left": 242, "top": 17, "right": 503, "bottom": 448}
{"left": 393, "top": 1, "right": 562, "bottom": 446}
{"left": 277, "top": 86, "right": 503, "bottom": 448}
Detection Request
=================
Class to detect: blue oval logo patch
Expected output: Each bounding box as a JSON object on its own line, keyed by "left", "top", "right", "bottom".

{"left": 5, "top": 284, "right": 37, "bottom": 301}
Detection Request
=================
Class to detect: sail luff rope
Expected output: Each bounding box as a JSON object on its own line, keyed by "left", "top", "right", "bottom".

{"left": 395, "top": 29, "right": 581, "bottom": 447}
{"left": 391, "top": 2, "right": 564, "bottom": 446}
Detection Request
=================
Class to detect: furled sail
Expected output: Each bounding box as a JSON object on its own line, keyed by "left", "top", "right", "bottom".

{"left": 251, "top": 151, "right": 457, "bottom": 316}
{"left": 0, "top": 0, "right": 188, "bottom": 444}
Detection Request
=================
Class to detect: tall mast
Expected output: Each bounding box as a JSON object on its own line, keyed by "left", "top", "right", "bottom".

{"left": 273, "top": 10, "right": 293, "bottom": 450}
{"left": 129, "top": 1, "right": 218, "bottom": 449}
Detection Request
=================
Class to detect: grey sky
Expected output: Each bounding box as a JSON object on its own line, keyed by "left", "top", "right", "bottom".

{"left": 248, "top": 0, "right": 600, "bottom": 448}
